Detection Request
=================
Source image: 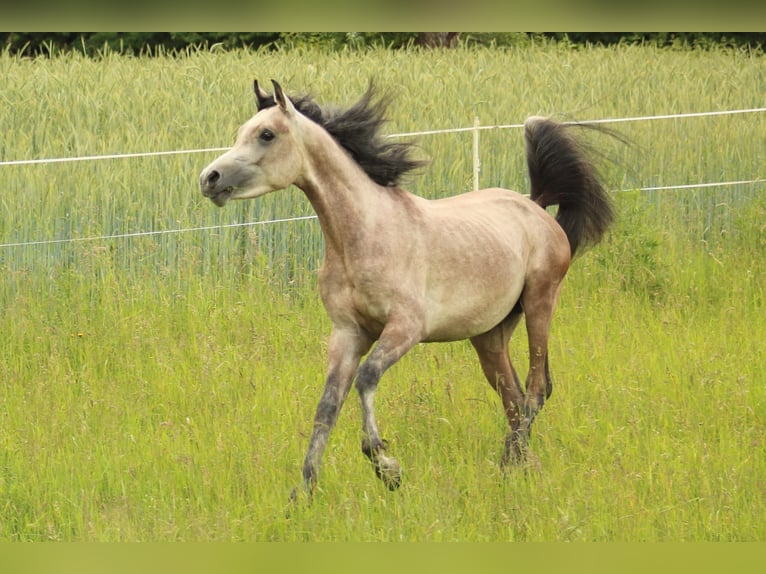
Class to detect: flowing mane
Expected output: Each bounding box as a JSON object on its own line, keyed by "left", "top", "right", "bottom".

{"left": 256, "top": 82, "right": 426, "bottom": 187}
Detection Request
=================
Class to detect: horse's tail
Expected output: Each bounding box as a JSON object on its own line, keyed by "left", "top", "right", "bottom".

{"left": 523, "top": 116, "right": 615, "bottom": 257}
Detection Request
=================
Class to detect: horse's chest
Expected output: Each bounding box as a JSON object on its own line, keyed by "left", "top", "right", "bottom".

{"left": 318, "top": 265, "right": 390, "bottom": 335}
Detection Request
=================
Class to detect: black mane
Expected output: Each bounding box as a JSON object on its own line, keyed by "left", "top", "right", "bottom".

{"left": 258, "top": 83, "right": 425, "bottom": 187}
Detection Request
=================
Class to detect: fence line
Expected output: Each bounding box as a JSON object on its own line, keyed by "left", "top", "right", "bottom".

{"left": 0, "top": 106, "right": 763, "bottom": 249}
{"left": 1, "top": 179, "right": 762, "bottom": 250}
{"left": 621, "top": 179, "right": 764, "bottom": 193}
{"left": 0, "top": 216, "right": 319, "bottom": 249}
{"left": 0, "top": 147, "right": 230, "bottom": 167}
{"left": 1, "top": 107, "right": 764, "bottom": 168}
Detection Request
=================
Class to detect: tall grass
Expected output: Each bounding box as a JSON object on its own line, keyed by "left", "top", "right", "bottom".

{"left": 0, "top": 42, "right": 764, "bottom": 540}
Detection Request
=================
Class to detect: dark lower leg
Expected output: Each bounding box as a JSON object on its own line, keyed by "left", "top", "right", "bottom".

{"left": 302, "top": 382, "right": 345, "bottom": 492}
{"left": 355, "top": 326, "right": 419, "bottom": 490}
{"left": 517, "top": 282, "right": 560, "bottom": 460}
{"left": 301, "top": 328, "right": 370, "bottom": 495}
{"left": 470, "top": 316, "right": 526, "bottom": 468}
{"left": 357, "top": 358, "right": 403, "bottom": 490}
{"left": 523, "top": 337, "right": 552, "bottom": 421}
{"left": 519, "top": 324, "right": 554, "bottom": 457}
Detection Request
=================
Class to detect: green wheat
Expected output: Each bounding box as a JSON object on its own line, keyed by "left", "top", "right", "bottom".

{"left": 0, "top": 42, "right": 764, "bottom": 541}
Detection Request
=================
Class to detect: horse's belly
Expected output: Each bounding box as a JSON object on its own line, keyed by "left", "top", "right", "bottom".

{"left": 422, "top": 276, "right": 524, "bottom": 342}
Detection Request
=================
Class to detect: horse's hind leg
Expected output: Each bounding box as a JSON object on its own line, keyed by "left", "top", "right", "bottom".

{"left": 470, "top": 309, "right": 526, "bottom": 466}
{"left": 517, "top": 279, "right": 564, "bottom": 455}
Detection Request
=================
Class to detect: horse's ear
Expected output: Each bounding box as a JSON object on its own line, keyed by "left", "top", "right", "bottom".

{"left": 254, "top": 79, "right": 272, "bottom": 111}
{"left": 271, "top": 80, "right": 295, "bottom": 115}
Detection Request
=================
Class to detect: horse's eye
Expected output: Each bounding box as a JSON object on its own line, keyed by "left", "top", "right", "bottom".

{"left": 259, "top": 129, "right": 275, "bottom": 143}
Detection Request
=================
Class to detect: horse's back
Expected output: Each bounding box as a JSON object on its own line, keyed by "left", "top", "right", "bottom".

{"left": 423, "top": 187, "right": 568, "bottom": 252}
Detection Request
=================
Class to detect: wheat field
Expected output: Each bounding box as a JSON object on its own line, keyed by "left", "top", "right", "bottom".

{"left": 0, "top": 41, "right": 764, "bottom": 541}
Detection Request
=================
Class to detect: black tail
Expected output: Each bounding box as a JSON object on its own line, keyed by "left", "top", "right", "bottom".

{"left": 524, "top": 116, "right": 615, "bottom": 257}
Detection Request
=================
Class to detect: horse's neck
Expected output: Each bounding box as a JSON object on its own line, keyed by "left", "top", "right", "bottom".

{"left": 297, "top": 130, "right": 385, "bottom": 255}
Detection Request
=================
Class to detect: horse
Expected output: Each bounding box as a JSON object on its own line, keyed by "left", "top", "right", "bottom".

{"left": 199, "top": 79, "right": 615, "bottom": 495}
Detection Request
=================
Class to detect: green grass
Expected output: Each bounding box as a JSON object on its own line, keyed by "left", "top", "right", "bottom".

{"left": 0, "top": 42, "right": 764, "bottom": 540}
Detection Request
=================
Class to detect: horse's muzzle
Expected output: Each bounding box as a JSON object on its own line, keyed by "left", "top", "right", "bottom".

{"left": 199, "top": 168, "right": 231, "bottom": 206}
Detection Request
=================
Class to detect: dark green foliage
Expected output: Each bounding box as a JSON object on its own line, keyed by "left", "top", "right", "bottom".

{"left": 2, "top": 32, "right": 764, "bottom": 57}
{"left": 0, "top": 32, "right": 280, "bottom": 56}
{"left": 536, "top": 32, "right": 766, "bottom": 50}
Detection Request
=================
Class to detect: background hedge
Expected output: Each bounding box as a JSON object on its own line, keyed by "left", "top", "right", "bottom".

{"left": 2, "top": 32, "right": 765, "bottom": 56}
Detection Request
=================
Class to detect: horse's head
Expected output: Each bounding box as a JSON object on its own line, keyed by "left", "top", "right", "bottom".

{"left": 199, "top": 80, "right": 305, "bottom": 207}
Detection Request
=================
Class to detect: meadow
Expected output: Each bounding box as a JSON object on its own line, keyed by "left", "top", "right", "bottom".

{"left": 0, "top": 41, "right": 764, "bottom": 541}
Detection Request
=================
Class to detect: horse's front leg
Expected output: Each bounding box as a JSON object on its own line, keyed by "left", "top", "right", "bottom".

{"left": 301, "top": 327, "right": 372, "bottom": 497}
{"left": 355, "top": 318, "right": 421, "bottom": 490}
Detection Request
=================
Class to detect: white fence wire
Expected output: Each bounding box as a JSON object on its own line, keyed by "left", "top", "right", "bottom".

{"left": 0, "top": 107, "right": 763, "bottom": 249}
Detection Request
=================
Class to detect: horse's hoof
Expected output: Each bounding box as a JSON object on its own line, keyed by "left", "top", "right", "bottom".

{"left": 375, "top": 454, "right": 402, "bottom": 490}
{"left": 285, "top": 482, "right": 316, "bottom": 517}
{"left": 285, "top": 487, "right": 299, "bottom": 519}
{"left": 289, "top": 479, "right": 314, "bottom": 505}
{"left": 288, "top": 485, "right": 307, "bottom": 504}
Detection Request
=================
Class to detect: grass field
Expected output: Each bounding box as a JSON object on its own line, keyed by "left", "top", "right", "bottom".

{"left": 0, "top": 41, "right": 764, "bottom": 541}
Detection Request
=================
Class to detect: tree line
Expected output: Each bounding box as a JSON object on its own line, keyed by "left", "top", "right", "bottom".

{"left": 2, "top": 32, "right": 764, "bottom": 56}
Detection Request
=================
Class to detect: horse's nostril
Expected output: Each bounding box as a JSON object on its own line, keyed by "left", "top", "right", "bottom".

{"left": 205, "top": 169, "right": 221, "bottom": 188}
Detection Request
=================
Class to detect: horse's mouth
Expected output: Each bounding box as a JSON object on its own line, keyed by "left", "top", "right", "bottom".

{"left": 207, "top": 187, "right": 234, "bottom": 207}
